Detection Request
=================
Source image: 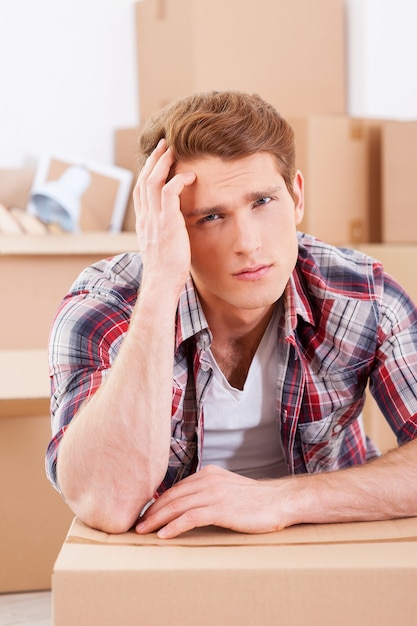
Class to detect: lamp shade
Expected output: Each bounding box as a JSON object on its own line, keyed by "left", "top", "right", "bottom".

{"left": 29, "top": 165, "right": 91, "bottom": 232}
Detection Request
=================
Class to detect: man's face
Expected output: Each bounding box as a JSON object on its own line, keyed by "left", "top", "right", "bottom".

{"left": 176, "top": 152, "right": 304, "bottom": 320}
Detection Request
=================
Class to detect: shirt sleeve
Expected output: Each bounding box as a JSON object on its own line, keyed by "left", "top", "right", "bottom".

{"left": 45, "top": 263, "right": 137, "bottom": 491}
{"left": 370, "top": 270, "right": 417, "bottom": 443}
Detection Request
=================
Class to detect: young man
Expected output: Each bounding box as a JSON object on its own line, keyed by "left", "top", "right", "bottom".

{"left": 46, "top": 90, "right": 417, "bottom": 538}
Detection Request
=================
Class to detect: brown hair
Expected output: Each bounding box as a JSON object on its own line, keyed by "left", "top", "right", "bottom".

{"left": 138, "top": 90, "right": 296, "bottom": 197}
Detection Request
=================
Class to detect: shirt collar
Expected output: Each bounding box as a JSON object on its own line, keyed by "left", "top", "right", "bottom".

{"left": 283, "top": 268, "right": 316, "bottom": 337}
{"left": 175, "top": 277, "right": 210, "bottom": 352}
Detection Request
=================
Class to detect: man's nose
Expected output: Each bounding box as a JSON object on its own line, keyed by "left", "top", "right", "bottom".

{"left": 231, "top": 216, "right": 261, "bottom": 254}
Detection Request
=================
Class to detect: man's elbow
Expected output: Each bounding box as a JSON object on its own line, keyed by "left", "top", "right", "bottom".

{"left": 68, "top": 492, "right": 154, "bottom": 535}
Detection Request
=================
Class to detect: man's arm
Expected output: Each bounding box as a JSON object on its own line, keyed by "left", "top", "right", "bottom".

{"left": 135, "top": 437, "right": 417, "bottom": 538}
{"left": 55, "top": 140, "right": 196, "bottom": 533}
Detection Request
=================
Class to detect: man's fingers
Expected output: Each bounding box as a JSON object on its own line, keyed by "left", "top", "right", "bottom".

{"left": 136, "top": 138, "right": 167, "bottom": 185}
{"left": 135, "top": 468, "right": 243, "bottom": 536}
{"left": 156, "top": 507, "right": 214, "bottom": 539}
{"left": 135, "top": 140, "right": 196, "bottom": 223}
{"left": 136, "top": 501, "right": 215, "bottom": 539}
{"left": 139, "top": 144, "right": 175, "bottom": 215}
{"left": 136, "top": 486, "right": 206, "bottom": 532}
{"left": 161, "top": 170, "right": 196, "bottom": 211}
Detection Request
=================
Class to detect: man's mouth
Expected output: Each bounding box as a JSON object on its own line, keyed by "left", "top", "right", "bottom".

{"left": 233, "top": 264, "right": 272, "bottom": 280}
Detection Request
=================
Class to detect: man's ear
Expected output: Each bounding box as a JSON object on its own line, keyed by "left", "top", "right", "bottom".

{"left": 292, "top": 170, "right": 304, "bottom": 225}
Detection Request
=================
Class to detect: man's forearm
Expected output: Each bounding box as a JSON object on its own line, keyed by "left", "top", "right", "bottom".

{"left": 56, "top": 281, "right": 179, "bottom": 533}
{"left": 285, "top": 438, "right": 417, "bottom": 527}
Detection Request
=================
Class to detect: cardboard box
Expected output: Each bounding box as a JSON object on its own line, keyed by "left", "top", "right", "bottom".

{"left": 53, "top": 516, "right": 417, "bottom": 625}
{"left": 291, "top": 116, "right": 373, "bottom": 244}
{"left": 362, "top": 390, "right": 397, "bottom": 453}
{"left": 354, "top": 118, "right": 384, "bottom": 244}
{"left": 0, "top": 350, "right": 74, "bottom": 592}
{"left": 0, "top": 233, "right": 137, "bottom": 349}
{"left": 381, "top": 121, "right": 417, "bottom": 243}
{"left": 135, "top": 0, "right": 346, "bottom": 121}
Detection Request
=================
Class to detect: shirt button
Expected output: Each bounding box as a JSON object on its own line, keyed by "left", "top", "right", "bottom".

{"left": 201, "top": 362, "right": 210, "bottom": 372}
{"left": 333, "top": 424, "right": 342, "bottom": 434}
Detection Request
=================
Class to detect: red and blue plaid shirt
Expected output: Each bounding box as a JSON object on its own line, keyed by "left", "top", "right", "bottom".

{"left": 46, "top": 233, "right": 417, "bottom": 494}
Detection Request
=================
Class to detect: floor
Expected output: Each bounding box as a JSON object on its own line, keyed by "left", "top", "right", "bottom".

{"left": 0, "top": 591, "right": 51, "bottom": 626}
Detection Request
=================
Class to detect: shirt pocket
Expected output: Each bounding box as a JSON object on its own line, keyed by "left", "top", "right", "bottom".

{"left": 297, "top": 408, "right": 364, "bottom": 474}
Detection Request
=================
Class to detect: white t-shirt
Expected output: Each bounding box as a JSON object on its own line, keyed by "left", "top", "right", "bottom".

{"left": 201, "top": 305, "right": 288, "bottom": 479}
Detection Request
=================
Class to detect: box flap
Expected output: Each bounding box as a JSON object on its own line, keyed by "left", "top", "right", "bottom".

{"left": 66, "top": 516, "right": 417, "bottom": 548}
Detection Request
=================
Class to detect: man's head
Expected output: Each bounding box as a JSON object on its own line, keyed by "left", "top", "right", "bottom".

{"left": 138, "top": 90, "right": 296, "bottom": 200}
{"left": 136, "top": 90, "right": 304, "bottom": 324}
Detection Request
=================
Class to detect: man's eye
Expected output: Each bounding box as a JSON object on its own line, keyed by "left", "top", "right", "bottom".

{"left": 199, "top": 214, "right": 219, "bottom": 224}
{"left": 255, "top": 197, "right": 272, "bottom": 206}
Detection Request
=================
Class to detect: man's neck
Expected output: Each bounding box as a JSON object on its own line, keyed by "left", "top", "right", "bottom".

{"left": 204, "top": 303, "right": 277, "bottom": 390}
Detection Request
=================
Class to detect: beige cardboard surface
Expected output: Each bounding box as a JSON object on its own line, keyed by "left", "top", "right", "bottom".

{"left": 290, "top": 116, "right": 370, "bottom": 245}
{"left": 362, "top": 391, "right": 397, "bottom": 453}
{"left": 0, "top": 350, "right": 73, "bottom": 592}
{"left": 0, "top": 233, "right": 137, "bottom": 349}
{"left": 136, "top": 0, "right": 346, "bottom": 121}
{"left": 0, "top": 232, "right": 138, "bottom": 256}
{"left": 67, "top": 515, "right": 417, "bottom": 547}
{"left": 359, "top": 118, "right": 384, "bottom": 243}
{"left": 53, "top": 519, "right": 417, "bottom": 626}
{"left": 382, "top": 120, "right": 417, "bottom": 243}
{"left": 0, "top": 350, "right": 49, "bottom": 402}
{"left": 0, "top": 412, "right": 74, "bottom": 593}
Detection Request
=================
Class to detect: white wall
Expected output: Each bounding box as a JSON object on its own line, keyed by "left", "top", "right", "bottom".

{"left": 346, "top": 0, "right": 417, "bottom": 120}
{"left": 0, "top": 0, "right": 416, "bottom": 170}
{"left": 0, "top": 0, "right": 138, "bottom": 168}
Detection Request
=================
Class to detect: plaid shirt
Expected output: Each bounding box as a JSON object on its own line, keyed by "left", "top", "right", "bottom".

{"left": 46, "top": 233, "right": 417, "bottom": 493}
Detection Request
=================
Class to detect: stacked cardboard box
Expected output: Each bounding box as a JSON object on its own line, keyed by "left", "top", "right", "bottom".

{"left": 0, "top": 233, "right": 137, "bottom": 350}
{"left": 290, "top": 116, "right": 380, "bottom": 244}
{"left": 135, "top": 0, "right": 346, "bottom": 121}
{"left": 0, "top": 350, "right": 73, "bottom": 592}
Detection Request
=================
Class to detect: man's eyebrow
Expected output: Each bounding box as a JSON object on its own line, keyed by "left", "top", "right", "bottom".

{"left": 183, "top": 186, "right": 282, "bottom": 218}
{"left": 182, "top": 204, "right": 224, "bottom": 218}
{"left": 244, "top": 186, "right": 282, "bottom": 202}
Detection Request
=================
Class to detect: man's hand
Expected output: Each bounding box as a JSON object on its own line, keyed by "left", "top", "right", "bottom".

{"left": 135, "top": 465, "right": 292, "bottom": 538}
{"left": 134, "top": 138, "right": 196, "bottom": 291}
{"left": 135, "top": 439, "right": 417, "bottom": 539}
